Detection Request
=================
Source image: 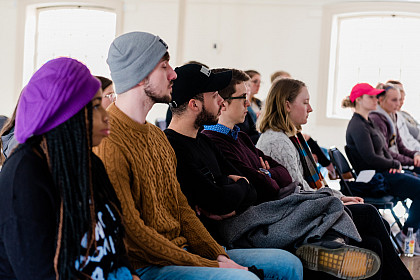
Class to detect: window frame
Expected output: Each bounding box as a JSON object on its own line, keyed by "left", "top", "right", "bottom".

{"left": 318, "top": 2, "right": 420, "bottom": 124}
{"left": 15, "top": 0, "right": 123, "bottom": 100}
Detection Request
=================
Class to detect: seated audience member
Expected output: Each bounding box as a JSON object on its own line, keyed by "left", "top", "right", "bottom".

{"left": 237, "top": 83, "right": 260, "bottom": 144}
{"left": 94, "top": 31, "right": 275, "bottom": 280}
{"left": 166, "top": 64, "right": 381, "bottom": 280}
{"left": 165, "top": 61, "right": 210, "bottom": 129}
{"left": 0, "top": 115, "right": 9, "bottom": 164}
{"left": 0, "top": 102, "right": 19, "bottom": 163}
{"left": 369, "top": 84, "right": 420, "bottom": 172}
{"left": 244, "top": 70, "right": 262, "bottom": 122}
{"left": 270, "top": 70, "right": 291, "bottom": 83}
{"left": 270, "top": 71, "right": 337, "bottom": 179}
{"left": 0, "top": 57, "right": 138, "bottom": 279}
{"left": 387, "top": 80, "right": 420, "bottom": 141}
{"left": 96, "top": 76, "right": 115, "bottom": 109}
{"left": 343, "top": 82, "right": 420, "bottom": 255}
{"left": 233, "top": 70, "right": 261, "bottom": 144}
{"left": 382, "top": 80, "right": 420, "bottom": 152}
{"left": 0, "top": 116, "right": 7, "bottom": 130}
{"left": 255, "top": 78, "right": 412, "bottom": 280}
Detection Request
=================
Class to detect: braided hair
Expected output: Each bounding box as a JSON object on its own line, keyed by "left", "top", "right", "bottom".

{"left": 43, "top": 102, "right": 123, "bottom": 279}
{"left": 43, "top": 104, "right": 94, "bottom": 279}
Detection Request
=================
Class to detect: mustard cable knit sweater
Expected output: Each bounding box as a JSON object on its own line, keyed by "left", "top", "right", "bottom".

{"left": 94, "top": 103, "right": 226, "bottom": 269}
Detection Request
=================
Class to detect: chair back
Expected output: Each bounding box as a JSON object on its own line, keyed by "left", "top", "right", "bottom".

{"left": 328, "top": 147, "right": 356, "bottom": 196}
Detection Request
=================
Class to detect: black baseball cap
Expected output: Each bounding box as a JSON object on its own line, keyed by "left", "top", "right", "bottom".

{"left": 169, "top": 64, "right": 232, "bottom": 108}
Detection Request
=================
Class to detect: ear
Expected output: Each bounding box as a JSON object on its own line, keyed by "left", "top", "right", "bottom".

{"left": 285, "top": 100, "right": 292, "bottom": 113}
{"left": 220, "top": 100, "right": 228, "bottom": 112}
{"left": 188, "top": 99, "right": 200, "bottom": 111}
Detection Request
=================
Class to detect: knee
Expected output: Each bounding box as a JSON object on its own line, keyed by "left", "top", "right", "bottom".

{"left": 223, "top": 269, "right": 260, "bottom": 280}
{"left": 284, "top": 254, "right": 304, "bottom": 280}
{"left": 264, "top": 249, "right": 303, "bottom": 280}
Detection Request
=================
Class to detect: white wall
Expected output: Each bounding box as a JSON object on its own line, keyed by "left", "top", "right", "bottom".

{"left": 2, "top": 0, "right": 417, "bottom": 150}
{"left": 1, "top": 0, "right": 19, "bottom": 117}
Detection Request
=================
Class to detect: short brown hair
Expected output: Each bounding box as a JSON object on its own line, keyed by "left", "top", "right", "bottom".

{"left": 270, "top": 70, "right": 291, "bottom": 83}
{"left": 212, "top": 68, "right": 250, "bottom": 102}
{"left": 258, "top": 78, "right": 306, "bottom": 134}
{"left": 170, "top": 92, "right": 204, "bottom": 115}
{"left": 244, "top": 70, "right": 260, "bottom": 79}
{"left": 385, "top": 80, "right": 402, "bottom": 86}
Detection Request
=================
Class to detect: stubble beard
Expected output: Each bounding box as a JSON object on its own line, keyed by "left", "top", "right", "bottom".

{"left": 144, "top": 78, "right": 172, "bottom": 104}
{"left": 194, "top": 104, "right": 221, "bottom": 129}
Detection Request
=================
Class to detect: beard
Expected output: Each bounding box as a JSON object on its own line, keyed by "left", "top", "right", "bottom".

{"left": 194, "top": 104, "right": 220, "bottom": 129}
{"left": 144, "top": 78, "right": 172, "bottom": 104}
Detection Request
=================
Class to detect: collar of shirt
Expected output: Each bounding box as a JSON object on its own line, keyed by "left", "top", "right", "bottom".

{"left": 204, "top": 124, "right": 241, "bottom": 140}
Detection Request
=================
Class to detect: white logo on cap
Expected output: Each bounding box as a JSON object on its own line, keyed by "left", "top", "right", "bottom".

{"left": 200, "top": 66, "right": 211, "bottom": 77}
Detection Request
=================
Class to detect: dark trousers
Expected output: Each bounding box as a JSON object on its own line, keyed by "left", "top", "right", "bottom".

{"left": 347, "top": 203, "right": 412, "bottom": 280}
{"left": 382, "top": 171, "right": 420, "bottom": 232}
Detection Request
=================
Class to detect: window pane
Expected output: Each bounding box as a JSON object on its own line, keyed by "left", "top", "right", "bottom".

{"left": 328, "top": 14, "right": 420, "bottom": 120}
{"left": 36, "top": 7, "right": 116, "bottom": 77}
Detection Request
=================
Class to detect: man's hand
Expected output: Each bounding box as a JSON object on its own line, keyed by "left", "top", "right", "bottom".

{"left": 217, "top": 255, "right": 248, "bottom": 270}
{"left": 228, "top": 174, "right": 249, "bottom": 184}
{"left": 389, "top": 164, "right": 402, "bottom": 174}
{"left": 259, "top": 157, "right": 270, "bottom": 170}
{"left": 341, "top": 196, "right": 364, "bottom": 205}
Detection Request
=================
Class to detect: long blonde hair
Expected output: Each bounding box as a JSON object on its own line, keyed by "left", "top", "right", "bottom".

{"left": 258, "top": 78, "right": 306, "bottom": 134}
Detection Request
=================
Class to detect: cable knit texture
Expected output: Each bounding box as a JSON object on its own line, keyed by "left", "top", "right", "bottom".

{"left": 256, "top": 129, "right": 342, "bottom": 198}
{"left": 94, "top": 103, "right": 226, "bottom": 269}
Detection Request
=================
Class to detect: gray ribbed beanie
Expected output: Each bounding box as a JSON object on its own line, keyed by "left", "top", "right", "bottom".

{"left": 107, "top": 31, "right": 168, "bottom": 94}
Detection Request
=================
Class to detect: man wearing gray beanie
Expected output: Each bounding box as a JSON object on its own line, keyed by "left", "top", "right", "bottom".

{"left": 95, "top": 32, "right": 287, "bottom": 280}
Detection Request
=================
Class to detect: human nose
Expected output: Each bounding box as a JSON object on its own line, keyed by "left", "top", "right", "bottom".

{"left": 245, "top": 99, "right": 251, "bottom": 107}
{"left": 217, "top": 93, "right": 224, "bottom": 104}
{"left": 168, "top": 64, "right": 177, "bottom": 80}
{"left": 308, "top": 104, "right": 313, "bottom": 112}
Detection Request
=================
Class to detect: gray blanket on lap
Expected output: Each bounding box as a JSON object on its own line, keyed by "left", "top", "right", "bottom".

{"left": 219, "top": 188, "right": 361, "bottom": 249}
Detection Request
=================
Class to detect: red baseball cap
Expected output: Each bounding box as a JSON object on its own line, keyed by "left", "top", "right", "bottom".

{"left": 349, "top": 83, "right": 384, "bottom": 102}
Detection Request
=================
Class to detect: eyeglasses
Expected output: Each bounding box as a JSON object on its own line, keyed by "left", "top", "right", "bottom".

{"left": 225, "top": 93, "right": 247, "bottom": 100}
{"left": 104, "top": 92, "right": 117, "bottom": 102}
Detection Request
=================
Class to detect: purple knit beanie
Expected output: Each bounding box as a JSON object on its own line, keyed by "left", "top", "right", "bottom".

{"left": 15, "top": 57, "right": 100, "bottom": 143}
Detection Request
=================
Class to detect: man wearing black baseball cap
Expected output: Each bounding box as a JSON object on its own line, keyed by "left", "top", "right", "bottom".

{"left": 165, "top": 64, "right": 303, "bottom": 280}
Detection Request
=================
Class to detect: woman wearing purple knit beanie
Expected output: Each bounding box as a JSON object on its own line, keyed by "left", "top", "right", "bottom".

{"left": 0, "top": 57, "right": 139, "bottom": 280}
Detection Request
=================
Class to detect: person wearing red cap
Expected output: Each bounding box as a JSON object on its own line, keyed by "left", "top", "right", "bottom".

{"left": 344, "top": 82, "right": 420, "bottom": 256}
{"left": 0, "top": 57, "right": 138, "bottom": 279}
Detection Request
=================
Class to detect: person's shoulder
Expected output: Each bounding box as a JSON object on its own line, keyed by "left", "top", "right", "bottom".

{"left": 368, "top": 111, "right": 384, "bottom": 122}
{"left": 258, "top": 129, "right": 288, "bottom": 149}
{"left": 261, "top": 129, "right": 288, "bottom": 141}
{"left": 164, "top": 128, "right": 182, "bottom": 143}
{"left": 0, "top": 142, "right": 51, "bottom": 193}
{"left": 238, "top": 131, "right": 255, "bottom": 146}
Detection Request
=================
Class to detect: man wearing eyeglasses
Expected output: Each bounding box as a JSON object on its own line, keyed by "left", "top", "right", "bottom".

{"left": 164, "top": 63, "right": 303, "bottom": 280}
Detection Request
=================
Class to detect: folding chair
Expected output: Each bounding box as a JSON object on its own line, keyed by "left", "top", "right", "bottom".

{"left": 328, "top": 146, "right": 405, "bottom": 254}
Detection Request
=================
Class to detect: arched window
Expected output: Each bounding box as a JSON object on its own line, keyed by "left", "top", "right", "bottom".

{"left": 23, "top": 5, "right": 117, "bottom": 86}
{"left": 323, "top": 4, "right": 420, "bottom": 120}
